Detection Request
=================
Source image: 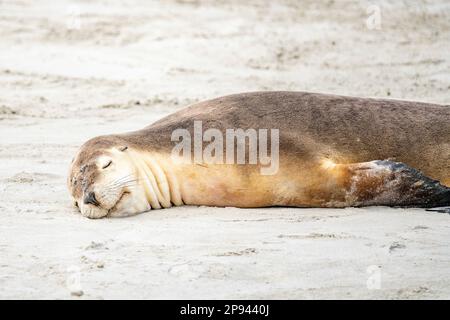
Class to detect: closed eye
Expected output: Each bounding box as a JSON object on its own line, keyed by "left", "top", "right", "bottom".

{"left": 102, "top": 160, "right": 112, "bottom": 169}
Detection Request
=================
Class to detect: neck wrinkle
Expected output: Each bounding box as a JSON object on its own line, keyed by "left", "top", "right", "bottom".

{"left": 127, "top": 150, "right": 160, "bottom": 209}
{"left": 131, "top": 150, "right": 183, "bottom": 208}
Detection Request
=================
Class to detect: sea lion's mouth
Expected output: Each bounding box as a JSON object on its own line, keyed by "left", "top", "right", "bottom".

{"left": 107, "top": 191, "right": 129, "bottom": 216}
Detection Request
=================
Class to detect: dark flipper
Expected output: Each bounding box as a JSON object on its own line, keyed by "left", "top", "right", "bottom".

{"left": 426, "top": 207, "right": 450, "bottom": 214}
{"left": 341, "top": 160, "right": 450, "bottom": 208}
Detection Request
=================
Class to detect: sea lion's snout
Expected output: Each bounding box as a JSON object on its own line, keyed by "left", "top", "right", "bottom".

{"left": 83, "top": 191, "right": 100, "bottom": 206}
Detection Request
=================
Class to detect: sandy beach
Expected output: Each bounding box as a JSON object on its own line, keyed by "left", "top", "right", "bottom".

{"left": 0, "top": 0, "right": 449, "bottom": 299}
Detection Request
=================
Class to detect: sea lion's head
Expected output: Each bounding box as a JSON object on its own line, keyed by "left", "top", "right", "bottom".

{"left": 68, "top": 136, "right": 148, "bottom": 219}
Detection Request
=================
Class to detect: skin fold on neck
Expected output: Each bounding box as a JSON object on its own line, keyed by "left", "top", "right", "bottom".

{"left": 125, "top": 149, "right": 183, "bottom": 210}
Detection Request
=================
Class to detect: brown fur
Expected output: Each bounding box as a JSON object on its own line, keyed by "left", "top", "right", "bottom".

{"left": 125, "top": 92, "right": 449, "bottom": 182}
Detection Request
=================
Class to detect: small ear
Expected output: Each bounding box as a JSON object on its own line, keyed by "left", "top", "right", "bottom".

{"left": 119, "top": 146, "right": 128, "bottom": 152}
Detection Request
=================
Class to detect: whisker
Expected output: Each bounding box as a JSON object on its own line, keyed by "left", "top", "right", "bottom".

{"left": 100, "top": 189, "right": 136, "bottom": 199}
{"left": 102, "top": 179, "right": 141, "bottom": 191}
{"left": 105, "top": 177, "right": 141, "bottom": 187}
{"left": 99, "top": 182, "right": 141, "bottom": 197}
{"left": 103, "top": 174, "right": 135, "bottom": 187}
{"left": 109, "top": 174, "right": 133, "bottom": 181}
{"left": 96, "top": 175, "right": 144, "bottom": 199}
{"left": 100, "top": 182, "right": 139, "bottom": 193}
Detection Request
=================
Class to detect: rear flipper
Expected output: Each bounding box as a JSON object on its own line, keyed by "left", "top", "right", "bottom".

{"left": 329, "top": 160, "right": 450, "bottom": 208}
{"left": 426, "top": 207, "right": 450, "bottom": 214}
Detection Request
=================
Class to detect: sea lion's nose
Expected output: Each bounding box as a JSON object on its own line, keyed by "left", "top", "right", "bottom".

{"left": 84, "top": 192, "right": 99, "bottom": 206}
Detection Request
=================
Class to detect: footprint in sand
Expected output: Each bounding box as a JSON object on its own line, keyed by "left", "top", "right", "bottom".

{"left": 168, "top": 262, "right": 206, "bottom": 280}
{"left": 215, "top": 248, "right": 258, "bottom": 257}
{"left": 389, "top": 242, "right": 406, "bottom": 253}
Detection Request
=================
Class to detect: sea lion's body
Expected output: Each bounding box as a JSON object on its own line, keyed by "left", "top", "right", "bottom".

{"left": 69, "top": 92, "right": 450, "bottom": 218}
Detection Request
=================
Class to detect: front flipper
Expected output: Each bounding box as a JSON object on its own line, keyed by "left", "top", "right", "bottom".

{"left": 325, "top": 160, "right": 450, "bottom": 208}
{"left": 426, "top": 207, "right": 450, "bottom": 214}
